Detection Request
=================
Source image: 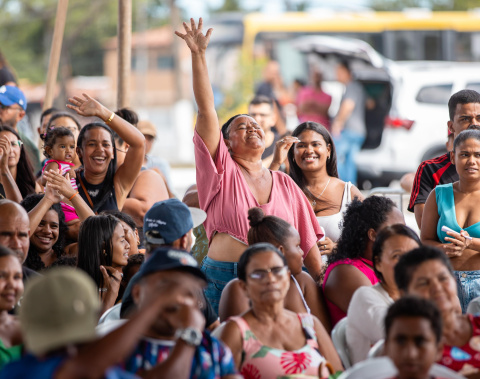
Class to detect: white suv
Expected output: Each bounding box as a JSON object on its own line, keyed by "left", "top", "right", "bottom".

{"left": 292, "top": 36, "right": 480, "bottom": 189}
{"left": 357, "top": 61, "right": 480, "bottom": 189}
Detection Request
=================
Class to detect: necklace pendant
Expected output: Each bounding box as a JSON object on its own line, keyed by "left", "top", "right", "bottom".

{"left": 312, "top": 200, "right": 316, "bottom": 207}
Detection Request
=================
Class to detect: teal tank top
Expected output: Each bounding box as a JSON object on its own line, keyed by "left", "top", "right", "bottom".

{"left": 436, "top": 183, "right": 480, "bottom": 242}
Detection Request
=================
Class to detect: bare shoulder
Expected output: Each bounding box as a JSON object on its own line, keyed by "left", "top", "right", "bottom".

{"left": 350, "top": 184, "right": 364, "bottom": 200}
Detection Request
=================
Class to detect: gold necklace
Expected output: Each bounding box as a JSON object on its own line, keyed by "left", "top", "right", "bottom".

{"left": 309, "top": 177, "right": 331, "bottom": 207}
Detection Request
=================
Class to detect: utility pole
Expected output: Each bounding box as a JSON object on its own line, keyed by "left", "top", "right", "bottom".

{"left": 117, "top": 0, "right": 132, "bottom": 108}
{"left": 44, "top": 0, "right": 69, "bottom": 110}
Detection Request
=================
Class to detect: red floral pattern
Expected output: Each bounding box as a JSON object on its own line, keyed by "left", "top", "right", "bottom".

{"left": 241, "top": 363, "right": 261, "bottom": 379}
{"left": 280, "top": 351, "right": 312, "bottom": 374}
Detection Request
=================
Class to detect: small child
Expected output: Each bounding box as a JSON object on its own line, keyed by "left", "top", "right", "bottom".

{"left": 384, "top": 296, "right": 448, "bottom": 379}
{"left": 41, "top": 127, "right": 79, "bottom": 225}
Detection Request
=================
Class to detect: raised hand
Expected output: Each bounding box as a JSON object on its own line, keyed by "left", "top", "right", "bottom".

{"left": 270, "top": 136, "right": 300, "bottom": 170}
{"left": 44, "top": 170, "right": 76, "bottom": 199}
{"left": 0, "top": 136, "right": 11, "bottom": 171}
{"left": 67, "top": 93, "right": 104, "bottom": 118}
{"left": 44, "top": 181, "right": 63, "bottom": 204}
{"left": 175, "top": 18, "right": 213, "bottom": 54}
{"left": 99, "top": 265, "right": 122, "bottom": 301}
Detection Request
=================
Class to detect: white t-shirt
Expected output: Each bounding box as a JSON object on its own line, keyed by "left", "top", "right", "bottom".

{"left": 346, "top": 283, "right": 393, "bottom": 364}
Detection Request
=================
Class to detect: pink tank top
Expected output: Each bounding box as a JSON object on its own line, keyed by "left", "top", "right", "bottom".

{"left": 322, "top": 258, "right": 379, "bottom": 327}
{"left": 230, "top": 314, "right": 325, "bottom": 379}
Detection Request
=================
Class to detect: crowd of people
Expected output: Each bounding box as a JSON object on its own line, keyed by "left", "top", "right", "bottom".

{"left": 0, "top": 17, "right": 479, "bottom": 379}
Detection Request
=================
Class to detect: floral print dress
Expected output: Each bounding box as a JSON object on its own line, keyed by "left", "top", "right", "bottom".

{"left": 230, "top": 313, "right": 325, "bottom": 379}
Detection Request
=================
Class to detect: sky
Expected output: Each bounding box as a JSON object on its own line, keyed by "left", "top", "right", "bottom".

{"left": 176, "top": 0, "right": 371, "bottom": 19}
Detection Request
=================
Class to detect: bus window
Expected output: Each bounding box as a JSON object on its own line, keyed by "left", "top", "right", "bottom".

{"left": 416, "top": 84, "right": 453, "bottom": 105}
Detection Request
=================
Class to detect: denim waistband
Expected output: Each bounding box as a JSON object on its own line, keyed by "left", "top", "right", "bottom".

{"left": 202, "top": 256, "right": 238, "bottom": 276}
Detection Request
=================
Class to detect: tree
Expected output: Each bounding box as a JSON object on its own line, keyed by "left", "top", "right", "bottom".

{"left": 0, "top": 0, "right": 172, "bottom": 84}
{"left": 370, "top": 0, "right": 479, "bottom": 11}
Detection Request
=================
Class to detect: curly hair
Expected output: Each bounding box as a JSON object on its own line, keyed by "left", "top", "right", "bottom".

{"left": 42, "top": 126, "right": 75, "bottom": 159}
{"left": 328, "top": 196, "right": 398, "bottom": 265}
{"left": 20, "top": 194, "right": 67, "bottom": 272}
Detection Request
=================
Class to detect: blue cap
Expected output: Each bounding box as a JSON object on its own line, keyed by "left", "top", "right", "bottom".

{"left": 136, "top": 247, "right": 207, "bottom": 282}
{"left": 0, "top": 85, "right": 27, "bottom": 110}
{"left": 143, "top": 198, "right": 206, "bottom": 245}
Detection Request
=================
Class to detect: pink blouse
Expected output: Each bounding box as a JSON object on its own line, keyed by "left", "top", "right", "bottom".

{"left": 193, "top": 129, "right": 322, "bottom": 258}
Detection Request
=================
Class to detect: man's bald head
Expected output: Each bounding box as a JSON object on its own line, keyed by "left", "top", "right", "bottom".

{"left": 0, "top": 200, "right": 30, "bottom": 263}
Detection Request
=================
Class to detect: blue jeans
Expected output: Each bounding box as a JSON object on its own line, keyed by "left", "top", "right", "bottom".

{"left": 201, "top": 256, "right": 238, "bottom": 315}
{"left": 453, "top": 270, "right": 480, "bottom": 313}
{"left": 333, "top": 130, "right": 365, "bottom": 185}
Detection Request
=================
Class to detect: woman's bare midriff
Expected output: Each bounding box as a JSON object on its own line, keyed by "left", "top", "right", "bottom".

{"left": 207, "top": 232, "right": 248, "bottom": 262}
{"left": 450, "top": 249, "right": 480, "bottom": 271}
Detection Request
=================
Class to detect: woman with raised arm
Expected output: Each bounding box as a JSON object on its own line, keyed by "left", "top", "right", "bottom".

{"left": 66, "top": 94, "right": 145, "bottom": 213}
{"left": 175, "top": 19, "right": 323, "bottom": 313}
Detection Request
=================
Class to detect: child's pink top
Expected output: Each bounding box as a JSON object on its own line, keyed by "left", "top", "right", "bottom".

{"left": 42, "top": 159, "right": 77, "bottom": 191}
{"left": 193, "top": 129, "right": 322, "bottom": 258}
{"left": 322, "top": 258, "right": 379, "bottom": 327}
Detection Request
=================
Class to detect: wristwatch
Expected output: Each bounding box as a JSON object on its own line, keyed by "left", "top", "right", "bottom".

{"left": 175, "top": 327, "right": 202, "bottom": 346}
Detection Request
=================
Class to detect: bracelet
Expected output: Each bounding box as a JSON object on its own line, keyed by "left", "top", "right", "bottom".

{"left": 99, "top": 288, "right": 108, "bottom": 292}
{"left": 68, "top": 191, "right": 79, "bottom": 201}
{"left": 105, "top": 112, "right": 115, "bottom": 124}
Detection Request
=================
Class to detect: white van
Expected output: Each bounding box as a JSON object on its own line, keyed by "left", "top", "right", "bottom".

{"left": 292, "top": 36, "right": 480, "bottom": 189}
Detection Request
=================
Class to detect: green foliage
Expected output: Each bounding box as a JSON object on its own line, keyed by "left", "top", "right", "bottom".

{"left": 211, "top": 0, "right": 244, "bottom": 13}
{"left": 216, "top": 52, "right": 267, "bottom": 124}
{"left": 0, "top": 0, "right": 171, "bottom": 84}
{"left": 370, "top": 0, "right": 478, "bottom": 11}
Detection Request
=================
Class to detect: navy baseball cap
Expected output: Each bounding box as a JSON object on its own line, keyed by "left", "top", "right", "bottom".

{"left": 143, "top": 198, "right": 206, "bottom": 245}
{"left": 136, "top": 247, "right": 207, "bottom": 282}
{"left": 0, "top": 85, "right": 27, "bottom": 110}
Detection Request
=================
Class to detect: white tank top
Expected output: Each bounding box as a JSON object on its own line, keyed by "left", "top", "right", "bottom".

{"left": 316, "top": 182, "right": 352, "bottom": 242}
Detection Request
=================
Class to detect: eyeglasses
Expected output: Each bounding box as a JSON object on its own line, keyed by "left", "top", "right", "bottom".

{"left": 0, "top": 104, "right": 22, "bottom": 111}
{"left": 248, "top": 266, "right": 288, "bottom": 281}
{"left": 10, "top": 140, "right": 23, "bottom": 148}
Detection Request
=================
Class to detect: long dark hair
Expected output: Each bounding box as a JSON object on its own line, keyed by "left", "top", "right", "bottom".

{"left": 77, "top": 214, "right": 120, "bottom": 288}
{"left": 20, "top": 194, "right": 67, "bottom": 272}
{"left": 287, "top": 122, "right": 338, "bottom": 208}
{"left": 76, "top": 122, "right": 117, "bottom": 205}
{"left": 0, "top": 125, "right": 35, "bottom": 198}
{"left": 328, "top": 196, "right": 397, "bottom": 265}
{"left": 372, "top": 224, "right": 421, "bottom": 283}
{"left": 46, "top": 112, "right": 81, "bottom": 135}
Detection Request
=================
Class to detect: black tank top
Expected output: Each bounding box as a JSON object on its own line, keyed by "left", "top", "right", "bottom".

{"left": 77, "top": 171, "right": 118, "bottom": 213}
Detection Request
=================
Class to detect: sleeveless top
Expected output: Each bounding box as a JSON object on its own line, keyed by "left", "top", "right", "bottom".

{"left": 436, "top": 183, "right": 480, "bottom": 242}
{"left": 76, "top": 171, "right": 118, "bottom": 213}
{"left": 316, "top": 182, "right": 352, "bottom": 242}
{"left": 323, "top": 258, "right": 379, "bottom": 327}
{"left": 230, "top": 314, "right": 325, "bottom": 379}
{"left": 42, "top": 160, "right": 77, "bottom": 190}
{"left": 291, "top": 275, "right": 311, "bottom": 314}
